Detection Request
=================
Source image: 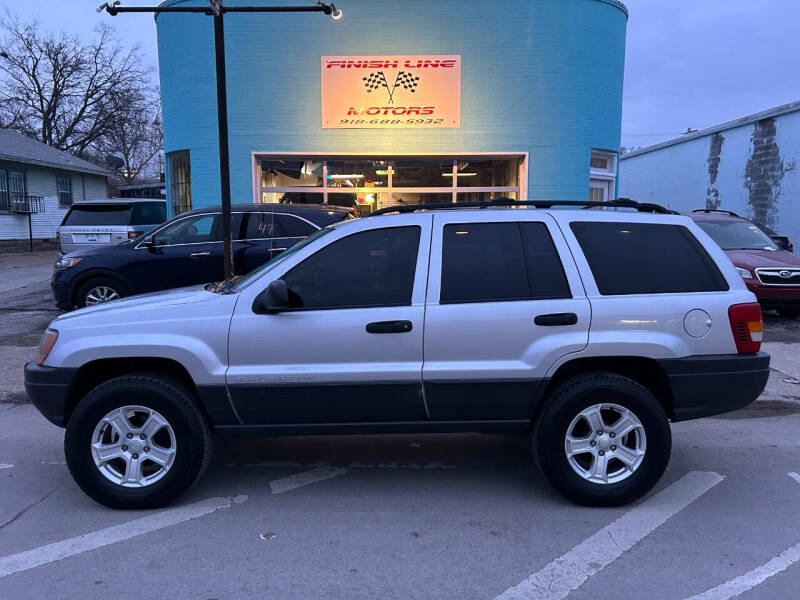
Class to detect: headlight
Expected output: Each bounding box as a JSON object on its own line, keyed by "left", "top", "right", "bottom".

{"left": 736, "top": 267, "right": 753, "bottom": 280}
{"left": 55, "top": 257, "right": 81, "bottom": 270}
{"left": 36, "top": 328, "right": 58, "bottom": 365}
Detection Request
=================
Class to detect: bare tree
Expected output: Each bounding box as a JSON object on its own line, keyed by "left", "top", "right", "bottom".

{"left": 96, "top": 87, "right": 163, "bottom": 184}
{"left": 0, "top": 16, "right": 147, "bottom": 156}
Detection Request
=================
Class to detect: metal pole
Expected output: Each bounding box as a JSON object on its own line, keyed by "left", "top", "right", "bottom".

{"left": 212, "top": 6, "right": 235, "bottom": 280}
{"left": 28, "top": 213, "right": 33, "bottom": 253}
{"left": 98, "top": 1, "right": 339, "bottom": 281}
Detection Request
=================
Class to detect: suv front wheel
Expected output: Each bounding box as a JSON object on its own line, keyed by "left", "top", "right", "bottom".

{"left": 65, "top": 374, "right": 212, "bottom": 509}
{"left": 533, "top": 372, "right": 671, "bottom": 507}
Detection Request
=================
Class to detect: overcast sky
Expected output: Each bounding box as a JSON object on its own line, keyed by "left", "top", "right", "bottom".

{"left": 3, "top": 0, "right": 800, "bottom": 151}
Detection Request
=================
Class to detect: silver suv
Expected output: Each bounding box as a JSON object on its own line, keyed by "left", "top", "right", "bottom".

{"left": 25, "top": 200, "right": 770, "bottom": 509}
{"left": 57, "top": 199, "right": 167, "bottom": 254}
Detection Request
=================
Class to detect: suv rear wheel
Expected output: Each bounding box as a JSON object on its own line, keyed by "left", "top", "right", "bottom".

{"left": 65, "top": 374, "right": 212, "bottom": 509}
{"left": 533, "top": 372, "right": 671, "bottom": 506}
{"left": 76, "top": 277, "right": 128, "bottom": 307}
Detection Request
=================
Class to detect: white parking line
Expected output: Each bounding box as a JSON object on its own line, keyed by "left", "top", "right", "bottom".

{"left": 493, "top": 471, "right": 724, "bottom": 600}
{"left": 0, "top": 463, "right": 13, "bottom": 470}
{"left": 788, "top": 472, "right": 800, "bottom": 485}
{"left": 0, "top": 495, "right": 246, "bottom": 579}
{"left": 683, "top": 541, "right": 800, "bottom": 600}
{"left": 269, "top": 466, "right": 348, "bottom": 494}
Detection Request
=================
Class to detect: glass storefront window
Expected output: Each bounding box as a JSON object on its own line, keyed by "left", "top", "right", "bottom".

{"left": 390, "top": 159, "right": 454, "bottom": 188}
{"left": 326, "top": 160, "right": 389, "bottom": 189}
{"left": 261, "top": 160, "right": 323, "bottom": 187}
{"left": 259, "top": 156, "right": 523, "bottom": 208}
{"left": 457, "top": 191, "right": 518, "bottom": 202}
{"left": 455, "top": 159, "right": 519, "bottom": 188}
{"left": 262, "top": 191, "right": 324, "bottom": 204}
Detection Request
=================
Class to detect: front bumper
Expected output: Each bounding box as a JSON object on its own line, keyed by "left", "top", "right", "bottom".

{"left": 744, "top": 280, "right": 800, "bottom": 309}
{"left": 658, "top": 352, "right": 770, "bottom": 421}
{"left": 24, "top": 362, "right": 77, "bottom": 427}
{"left": 51, "top": 271, "right": 72, "bottom": 310}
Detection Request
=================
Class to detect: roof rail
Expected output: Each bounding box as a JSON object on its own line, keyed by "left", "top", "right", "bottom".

{"left": 366, "top": 198, "right": 676, "bottom": 216}
{"left": 691, "top": 208, "right": 741, "bottom": 217}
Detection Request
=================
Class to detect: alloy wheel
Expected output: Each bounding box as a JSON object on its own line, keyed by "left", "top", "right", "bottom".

{"left": 90, "top": 405, "right": 177, "bottom": 488}
{"left": 564, "top": 403, "right": 646, "bottom": 484}
{"left": 84, "top": 286, "right": 120, "bottom": 305}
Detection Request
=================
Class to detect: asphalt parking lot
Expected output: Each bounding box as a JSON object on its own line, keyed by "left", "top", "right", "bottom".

{"left": 1, "top": 251, "right": 800, "bottom": 599}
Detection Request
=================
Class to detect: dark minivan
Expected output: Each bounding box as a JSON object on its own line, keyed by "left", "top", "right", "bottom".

{"left": 52, "top": 203, "right": 354, "bottom": 309}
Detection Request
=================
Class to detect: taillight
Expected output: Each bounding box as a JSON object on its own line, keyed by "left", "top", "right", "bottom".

{"left": 128, "top": 231, "right": 138, "bottom": 240}
{"left": 728, "top": 303, "right": 762, "bottom": 354}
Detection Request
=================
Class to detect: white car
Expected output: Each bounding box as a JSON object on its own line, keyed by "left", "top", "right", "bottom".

{"left": 26, "top": 199, "right": 770, "bottom": 509}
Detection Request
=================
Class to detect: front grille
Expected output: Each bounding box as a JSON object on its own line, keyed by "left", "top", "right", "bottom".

{"left": 755, "top": 268, "right": 800, "bottom": 286}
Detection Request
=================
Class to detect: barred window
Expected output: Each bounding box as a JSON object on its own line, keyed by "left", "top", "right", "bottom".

{"left": 56, "top": 176, "right": 72, "bottom": 207}
{"left": 169, "top": 151, "right": 192, "bottom": 215}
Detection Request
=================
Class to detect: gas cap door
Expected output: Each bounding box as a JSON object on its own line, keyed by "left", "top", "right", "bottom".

{"left": 684, "top": 308, "right": 712, "bottom": 338}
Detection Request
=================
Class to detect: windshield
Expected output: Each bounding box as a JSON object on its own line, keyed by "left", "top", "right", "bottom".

{"left": 228, "top": 226, "right": 334, "bottom": 291}
{"left": 696, "top": 220, "right": 778, "bottom": 251}
{"left": 63, "top": 204, "right": 132, "bottom": 226}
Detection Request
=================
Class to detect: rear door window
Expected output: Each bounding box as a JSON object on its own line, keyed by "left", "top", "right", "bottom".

{"left": 440, "top": 222, "right": 570, "bottom": 303}
{"left": 243, "top": 212, "right": 282, "bottom": 240}
{"left": 62, "top": 204, "right": 132, "bottom": 226}
{"left": 277, "top": 214, "right": 316, "bottom": 237}
{"left": 570, "top": 222, "right": 728, "bottom": 295}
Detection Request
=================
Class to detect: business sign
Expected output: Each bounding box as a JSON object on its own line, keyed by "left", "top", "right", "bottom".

{"left": 321, "top": 55, "right": 461, "bottom": 129}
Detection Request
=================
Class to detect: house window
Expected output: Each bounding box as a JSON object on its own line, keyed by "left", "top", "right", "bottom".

{"left": 168, "top": 151, "right": 192, "bottom": 215}
{"left": 257, "top": 155, "right": 525, "bottom": 215}
{"left": 0, "top": 171, "right": 8, "bottom": 213}
{"left": 56, "top": 176, "right": 72, "bottom": 207}
{"left": 589, "top": 150, "right": 617, "bottom": 203}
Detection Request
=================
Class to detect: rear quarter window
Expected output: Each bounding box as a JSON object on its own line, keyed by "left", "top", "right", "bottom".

{"left": 570, "top": 222, "right": 728, "bottom": 295}
{"left": 130, "top": 202, "right": 167, "bottom": 226}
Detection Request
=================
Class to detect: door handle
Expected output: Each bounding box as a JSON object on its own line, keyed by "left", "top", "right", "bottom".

{"left": 534, "top": 312, "right": 578, "bottom": 326}
{"left": 268, "top": 247, "right": 288, "bottom": 254}
{"left": 189, "top": 251, "right": 210, "bottom": 258}
{"left": 366, "top": 320, "right": 413, "bottom": 334}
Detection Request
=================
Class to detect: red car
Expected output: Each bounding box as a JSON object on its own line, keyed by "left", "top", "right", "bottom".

{"left": 689, "top": 209, "right": 800, "bottom": 318}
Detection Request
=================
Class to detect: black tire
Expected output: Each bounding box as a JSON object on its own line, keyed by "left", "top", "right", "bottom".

{"left": 533, "top": 372, "right": 671, "bottom": 507}
{"left": 65, "top": 374, "right": 212, "bottom": 509}
{"left": 75, "top": 277, "right": 128, "bottom": 308}
{"left": 778, "top": 308, "right": 800, "bottom": 319}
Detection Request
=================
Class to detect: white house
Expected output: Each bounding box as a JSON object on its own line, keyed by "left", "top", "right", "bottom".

{"left": 0, "top": 129, "right": 110, "bottom": 250}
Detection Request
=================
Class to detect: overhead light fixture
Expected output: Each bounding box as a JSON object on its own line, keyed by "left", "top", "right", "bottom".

{"left": 441, "top": 172, "right": 477, "bottom": 177}
{"left": 375, "top": 169, "right": 390, "bottom": 176}
{"left": 327, "top": 174, "right": 365, "bottom": 179}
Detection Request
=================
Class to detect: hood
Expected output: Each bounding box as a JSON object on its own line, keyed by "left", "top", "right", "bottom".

{"left": 725, "top": 249, "right": 800, "bottom": 270}
{"left": 53, "top": 285, "right": 224, "bottom": 323}
{"left": 64, "top": 242, "right": 128, "bottom": 259}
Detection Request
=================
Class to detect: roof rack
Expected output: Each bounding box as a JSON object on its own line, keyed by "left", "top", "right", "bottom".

{"left": 367, "top": 198, "right": 676, "bottom": 216}
{"left": 691, "top": 208, "right": 741, "bottom": 217}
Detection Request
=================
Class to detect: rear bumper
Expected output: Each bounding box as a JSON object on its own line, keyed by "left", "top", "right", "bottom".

{"left": 658, "top": 353, "right": 770, "bottom": 421}
{"left": 24, "top": 362, "right": 77, "bottom": 427}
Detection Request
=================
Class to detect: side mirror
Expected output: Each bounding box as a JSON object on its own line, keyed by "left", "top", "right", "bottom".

{"left": 253, "top": 279, "right": 289, "bottom": 314}
{"left": 141, "top": 235, "right": 154, "bottom": 247}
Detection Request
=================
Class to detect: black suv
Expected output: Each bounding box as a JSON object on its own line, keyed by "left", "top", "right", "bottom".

{"left": 52, "top": 203, "right": 353, "bottom": 309}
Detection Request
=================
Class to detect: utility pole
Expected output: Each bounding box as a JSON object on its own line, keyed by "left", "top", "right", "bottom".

{"left": 98, "top": 0, "right": 342, "bottom": 280}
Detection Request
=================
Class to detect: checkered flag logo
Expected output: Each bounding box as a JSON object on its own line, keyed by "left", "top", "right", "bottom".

{"left": 395, "top": 71, "right": 419, "bottom": 93}
{"left": 362, "top": 71, "right": 387, "bottom": 94}
{"left": 361, "top": 70, "right": 420, "bottom": 104}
